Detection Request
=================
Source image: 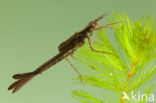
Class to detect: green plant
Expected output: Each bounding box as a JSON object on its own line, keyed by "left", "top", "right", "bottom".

{"left": 71, "top": 13, "right": 156, "bottom": 103}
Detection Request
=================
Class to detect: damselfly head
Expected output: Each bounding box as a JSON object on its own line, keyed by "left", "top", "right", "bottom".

{"left": 87, "top": 13, "right": 107, "bottom": 28}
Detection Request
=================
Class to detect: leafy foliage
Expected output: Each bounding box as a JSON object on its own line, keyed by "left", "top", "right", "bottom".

{"left": 71, "top": 13, "right": 156, "bottom": 103}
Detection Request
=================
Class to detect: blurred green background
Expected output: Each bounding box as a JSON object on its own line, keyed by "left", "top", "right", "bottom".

{"left": 0, "top": 0, "right": 156, "bottom": 103}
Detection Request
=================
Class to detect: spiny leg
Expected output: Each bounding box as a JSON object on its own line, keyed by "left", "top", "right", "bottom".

{"left": 65, "top": 57, "right": 83, "bottom": 83}
{"left": 89, "top": 40, "right": 106, "bottom": 47}
{"left": 95, "top": 22, "right": 118, "bottom": 30}
{"left": 88, "top": 31, "right": 106, "bottom": 47}
{"left": 87, "top": 33, "right": 113, "bottom": 55}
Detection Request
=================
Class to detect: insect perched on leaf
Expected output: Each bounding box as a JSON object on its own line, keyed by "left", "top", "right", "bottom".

{"left": 8, "top": 14, "right": 117, "bottom": 93}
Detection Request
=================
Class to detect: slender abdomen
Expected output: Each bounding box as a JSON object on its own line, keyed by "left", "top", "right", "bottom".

{"left": 34, "top": 50, "right": 73, "bottom": 74}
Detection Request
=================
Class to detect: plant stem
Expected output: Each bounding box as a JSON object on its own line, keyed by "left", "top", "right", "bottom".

{"left": 120, "top": 63, "right": 135, "bottom": 103}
